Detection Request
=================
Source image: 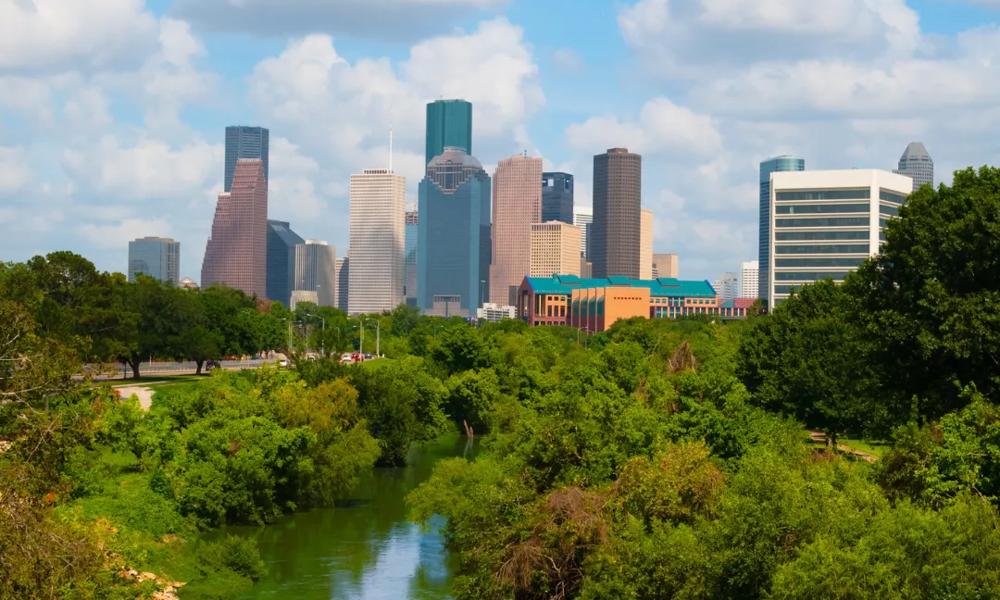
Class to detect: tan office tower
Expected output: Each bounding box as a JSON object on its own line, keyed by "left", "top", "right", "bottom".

{"left": 640, "top": 208, "right": 653, "bottom": 279}
{"left": 201, "top": 159, "right": 267, "bottom": 297}
{"left": 490, "top": 154, "right": 542, "bottom": 305}
{"left": 652, "top": 253, "right": 679, "bottom": 278}
{"left": 348, "top": 169, "right": 405, "bottom": 314}
{"left": 592, "top": 148, "right": 641, "bottom": 278}
{"left": 530, "top": 221, "right": 582, "bottom": 278}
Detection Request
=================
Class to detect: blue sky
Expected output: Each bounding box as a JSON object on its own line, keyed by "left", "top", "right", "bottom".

{"left": 2, "top": 0, "right": 999, "bottom": 282}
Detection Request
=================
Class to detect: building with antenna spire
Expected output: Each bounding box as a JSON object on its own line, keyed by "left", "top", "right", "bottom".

{"left": 348, "top": 168, "right": 406, "bottom": 314}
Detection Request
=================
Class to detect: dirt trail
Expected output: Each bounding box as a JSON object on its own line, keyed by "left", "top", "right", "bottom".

{"left": 114, "top": 385, "right": 154, "bottom": 410}
{"left": 808, "top": 431, "right": 878, "bottom": 463}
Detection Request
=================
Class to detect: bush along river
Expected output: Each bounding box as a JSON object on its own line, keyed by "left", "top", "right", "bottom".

{"left": 235, "top": 434, "right": 479, "bottom": 599}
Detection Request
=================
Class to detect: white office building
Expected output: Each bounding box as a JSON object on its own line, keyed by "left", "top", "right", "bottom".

{"left": 713, "top": 272, "right": 739, "bottom": 301}
{"left": 573, "top": 208, "right": 593, "bottom": 258}
{"left": 739, "top": 261, "right": 759, "bottom": 299}
{"left": 348, "top": 169, "right": 406, "bottom": 314}
{"left": 769, "top": 169, "right": 912, "bottom": 308}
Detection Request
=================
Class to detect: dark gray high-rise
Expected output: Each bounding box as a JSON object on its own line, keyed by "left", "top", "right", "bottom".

{"left": 541, "top": 172, "right": 574, "bottom": 224}
{"left": 225, "top": 126, "right": 269, "bottom": 192}
{"left": 895, "top": 142, "right": 933, "bottom": 191}
{"left": 266, "top": 220, "right": 303, "bottom": 307}
{"left": 591, "top": 148, "right": 641, "bottom": 279}
{"left": 758, "top": 155, "right": 805, "bottom": 302}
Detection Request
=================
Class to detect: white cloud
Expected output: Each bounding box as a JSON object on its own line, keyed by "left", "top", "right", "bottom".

{"left": 172, "top": 0, "right": 506, "bottom": 39}
{"left": 566, "top": 98, "right": 721, "bottom": 157}
{"left": 78, "top": 218, "right": 174, "bottom": 250}
{"left": 0, "top": 0, "right": 157, "bottom": 71}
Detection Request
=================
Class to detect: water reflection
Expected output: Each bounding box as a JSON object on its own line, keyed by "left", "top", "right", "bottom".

{"left": 236, "top": 435, "right": 476, "bottom": 600}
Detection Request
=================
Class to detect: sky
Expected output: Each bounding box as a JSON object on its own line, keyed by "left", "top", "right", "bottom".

{"left": 1, "top": 0, "right": 999, "bottom": 282}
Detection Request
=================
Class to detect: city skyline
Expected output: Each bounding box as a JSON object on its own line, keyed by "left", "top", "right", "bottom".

{"left": 2, "top": 1, "right": 998, "bottom": 283}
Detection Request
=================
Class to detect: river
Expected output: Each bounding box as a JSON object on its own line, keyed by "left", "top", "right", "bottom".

{"left": 236, "top": 434, "right": 478, "bottom": 599}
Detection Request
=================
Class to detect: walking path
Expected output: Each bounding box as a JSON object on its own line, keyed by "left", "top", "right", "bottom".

{"left": 114, "top": 385, "right": 155, "bottom": 410}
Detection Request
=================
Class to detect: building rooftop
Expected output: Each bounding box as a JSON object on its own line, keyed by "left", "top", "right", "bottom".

{"left": 900, "top": 142, "right": 931, "bottom": 161}
{"left": 524, "top": 274, "right": 716, "bottom": 298}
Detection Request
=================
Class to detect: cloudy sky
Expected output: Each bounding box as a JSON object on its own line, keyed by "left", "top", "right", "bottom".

{"left": 2, "top": 0, "right": 999, "bottom": 282}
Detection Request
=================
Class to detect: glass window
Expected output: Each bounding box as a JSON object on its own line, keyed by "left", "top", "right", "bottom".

{"left": 775, "top": 230, "right": 869, "bottom": 241}
{"left": 776, "top": 189, "right": 870, "bottom": 201}
{"left": 774, "top": 285, "right": 803, "bottom": 294}
{"left": 775, "top": 203, "right": 870, "bottom": 214}
{"left": 775, "top": 244, "right": 869, "bottom": 254}
{"left": 879, "top": 189, "right": 908, "bottom": 203}
{"left": 775, "top": 271, "right": 850, "bottom": 281}
{"left": 775, "top": 257, "right": 866, "bottom": 267}
{"left": 879, "top": 204, "right": 899, "bottom": 216}
{"left": 775, "top": 217, "right": 870, "bottom": 228}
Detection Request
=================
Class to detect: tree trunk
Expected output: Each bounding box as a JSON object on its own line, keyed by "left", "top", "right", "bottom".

{"left": 195, "top": 360, "right": 204, "bottom": 375}
{"left": 129, "top": 359, "right": 141, "bottom": 379}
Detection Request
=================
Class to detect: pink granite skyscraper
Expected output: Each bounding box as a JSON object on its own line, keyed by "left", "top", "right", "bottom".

{"left": 201, "top": 159, "right": 267, "bottom": 297}
{"left": 489, "top": 153, "right": 542, "bottom": 306}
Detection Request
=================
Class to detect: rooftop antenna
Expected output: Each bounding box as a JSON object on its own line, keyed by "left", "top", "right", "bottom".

{"left": 389, "top": 127, "right": 393, "bottom": 172}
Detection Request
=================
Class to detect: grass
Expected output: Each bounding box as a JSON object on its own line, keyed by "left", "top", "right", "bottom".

{"left": 838, "top": 436, "right": 891, "bottom": 459}
{"left": 110, "top": 374, "right": 207, "bottom": 387}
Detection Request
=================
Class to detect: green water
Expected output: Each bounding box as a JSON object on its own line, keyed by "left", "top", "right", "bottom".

{"left": 236, "top": 435, "right": 477, "bottom": 600}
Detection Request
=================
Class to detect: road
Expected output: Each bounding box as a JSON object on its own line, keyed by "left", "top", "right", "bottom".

{"left": 86, "top": 358, "right": 277, "bottom": 381}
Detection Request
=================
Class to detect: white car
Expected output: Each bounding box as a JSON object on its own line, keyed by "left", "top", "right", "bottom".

{"left": 278, "top": 359, "right": 289, "bottom": 368}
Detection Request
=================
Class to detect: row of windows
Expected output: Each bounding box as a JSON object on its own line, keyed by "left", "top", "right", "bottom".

{"left": 775, "top": 230, "right": 869, "bottom": 241}
{"left": 774, "top": 285, "right": 802, "bottom": 294}
{"left": 879, "top": 204, "right": 900, "bottom": 216}
{"left": 774, "top": 271, "right": 850, "bottom": 281}
{"left": 879, "top": 189, "right": 908, "bottom": 204}
{"left": 775, "top": 203, "right": 870, "bottom": 215}
{"left": 776, "top": 257, "right": 866, "bottom": 267}
{"left": 776, "top": 217, "right": 870, "bottom": 228}
{"left": 774, "top": 244, "right": 870, "bottom": 255}
{"left": 776, "top": 189, "right": 870, "bottom": 201}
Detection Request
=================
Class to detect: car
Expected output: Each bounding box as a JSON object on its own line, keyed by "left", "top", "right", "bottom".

{"left": 278, "top": 359, "right": 289, "bottom": 368}
{"left": 340, "top": 353, "right": 353, "bottom": 364}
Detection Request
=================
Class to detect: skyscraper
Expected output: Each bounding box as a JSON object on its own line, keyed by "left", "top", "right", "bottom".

{"left": 225, "top": 126, "right": 269, "bottom": 192}
{"left": 294, "top": 241, "right": 337, "bottom": 307}
{"left": 759, "top": 155, "right": 805, "bottom": 302}
{"left": 530, "top": 222, "right": 582, "bottom": 278}
{"left": 739, "top": 260, "right": 759, "bottom": 299}
{"left": 592, "top": 148, "right": 642, "bottom": 278}
{"left": 768, "top": 169, "right": 912, "bottom": 309}
{"left": 640, "top": 208, "right": 653, "bottom": 280}
{"left": 652, "top": 253, "right": 679, "bottom": 279}
{"left": 405, "top": 210, "right": 419, "bottom": 306}
{"left": 490, "top": 154, "right": 542, "bottom": 306}
{"left": 425, "top": 100, "right": 472, "bottom": 165}
{"left": 266, "top": 220, "right": 303, "bottom": 307}
{"left": 541, "top": 172, "right": 574, "bottom": 224}
{"left": 128, "top": 237, "right": 179, "bottom": 285}
{"left": 202, "top": 159, "right": 267, "bottom": 297}
{"left": 574, "top": 208, "right": 593, "bottom": 259}
{"left": 335, "top": 257, "right": 349, "bottom": 312}
{"left": 713, "top": 272, "right": 738, "bottom": 301}
{"left": 895, "top": 142, "right": 933, "bottom": 191}
{"left": 417, "top": 147, "right": 491, "bottom": 316}
{"left": 348, "top": 168, "right": 406, "bottom": 314}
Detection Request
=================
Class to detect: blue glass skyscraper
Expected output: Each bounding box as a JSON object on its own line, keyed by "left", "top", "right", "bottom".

{"left": 542, "top": 172, "right": 574, "bottom": 224}
{"left": 425, "top": 100, "right": 472, "bottom": 165}
{"left": 266, "top": 220, "right": 303, "bottom": 307}
{"left": 759, "top": 155, "right": 805, "bottom": 302}
{"left": 405, "top": 210, "right": 419, "bottom": 306}
{"left": 417, "top": 147, "right": 491, "bottom": 316}
{"left": 225, "top": 126, "right": 269, "bottom": 192}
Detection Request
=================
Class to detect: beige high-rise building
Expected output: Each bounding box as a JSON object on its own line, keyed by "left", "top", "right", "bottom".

{"left": 490, "top": 154, "right": 542, "bottom": 305}
{"left": 652, "top": 253, "right": 679, "bottom": 278}
{"left": 348, "top": 169, "right": 406, "bottom": 314}
{"left": 530, "top": 222, "right": 582, "bottom": 278}
{"left": 640, "top": 208, "right": 653, "bottom": 279}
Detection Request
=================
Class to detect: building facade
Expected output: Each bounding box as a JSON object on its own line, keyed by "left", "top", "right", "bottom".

{"left": 652, "top": 253, "right": 679, "bottom": 279}
{"left": 768, "top": 169, "right": 913, "bottom": 308}
{"left": 405, "top": 210, "right": 419, "bottom": 305}
{"left": 335, "top": 257, "right": 349, "bottom": 312}
{"left": 201, "top": 159, "right": 268, "bottom": 297}
{"left": 225, "top": 126, "right": 269, "bottom": 192}
{"left": 294, "top": 241, "right": 337, "bottom": 307}
{"left": 289, "top": 289, "right": 319, "bottom": 310}
{"left": 517, "top": 274, "right": 742, "bottom": 332}
{"left": 530, "top": 222, "right": 582, "bottom": 278}
{"left": 895, "top": 142, "right": 933, "bottom": 191}
{"left": 759, "top": 155, "right": 806, "bottom": 303}
{"left": 574, "top": 208, "right": 593, "bottom": 259}
{"left": 490, "top": 154, "right": 543, "bottom": 306}
{"left": 476, "top": 303, "right": 517, "bottom": 322}
{"left": 266, "top": 220, "right": 303, "bottom": 306}
{"left": 739, "top": 260, "right": 759, "bottom": 299}
{"left": 425, "top": 100, "right": 472, "bottom": 165}
{"left": 541, "top": 172, "right": 574, "bottom": 224}
{"left": 128, "top": 236, "right": 179, "bottom": 285}
{"left": 713, "top": 272, "right": 739, "bottom": 301}
{"left": 348, "top": 169, "right": 406, "bottom": 314}
{"left": 417, "top": 147, "right": 491, "bottom": 317}
{"left": 640, "top": 208, "right": 653, "bottom": 280}
{"left": 592, "top": 148, "right": 642, "bottom": 278}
